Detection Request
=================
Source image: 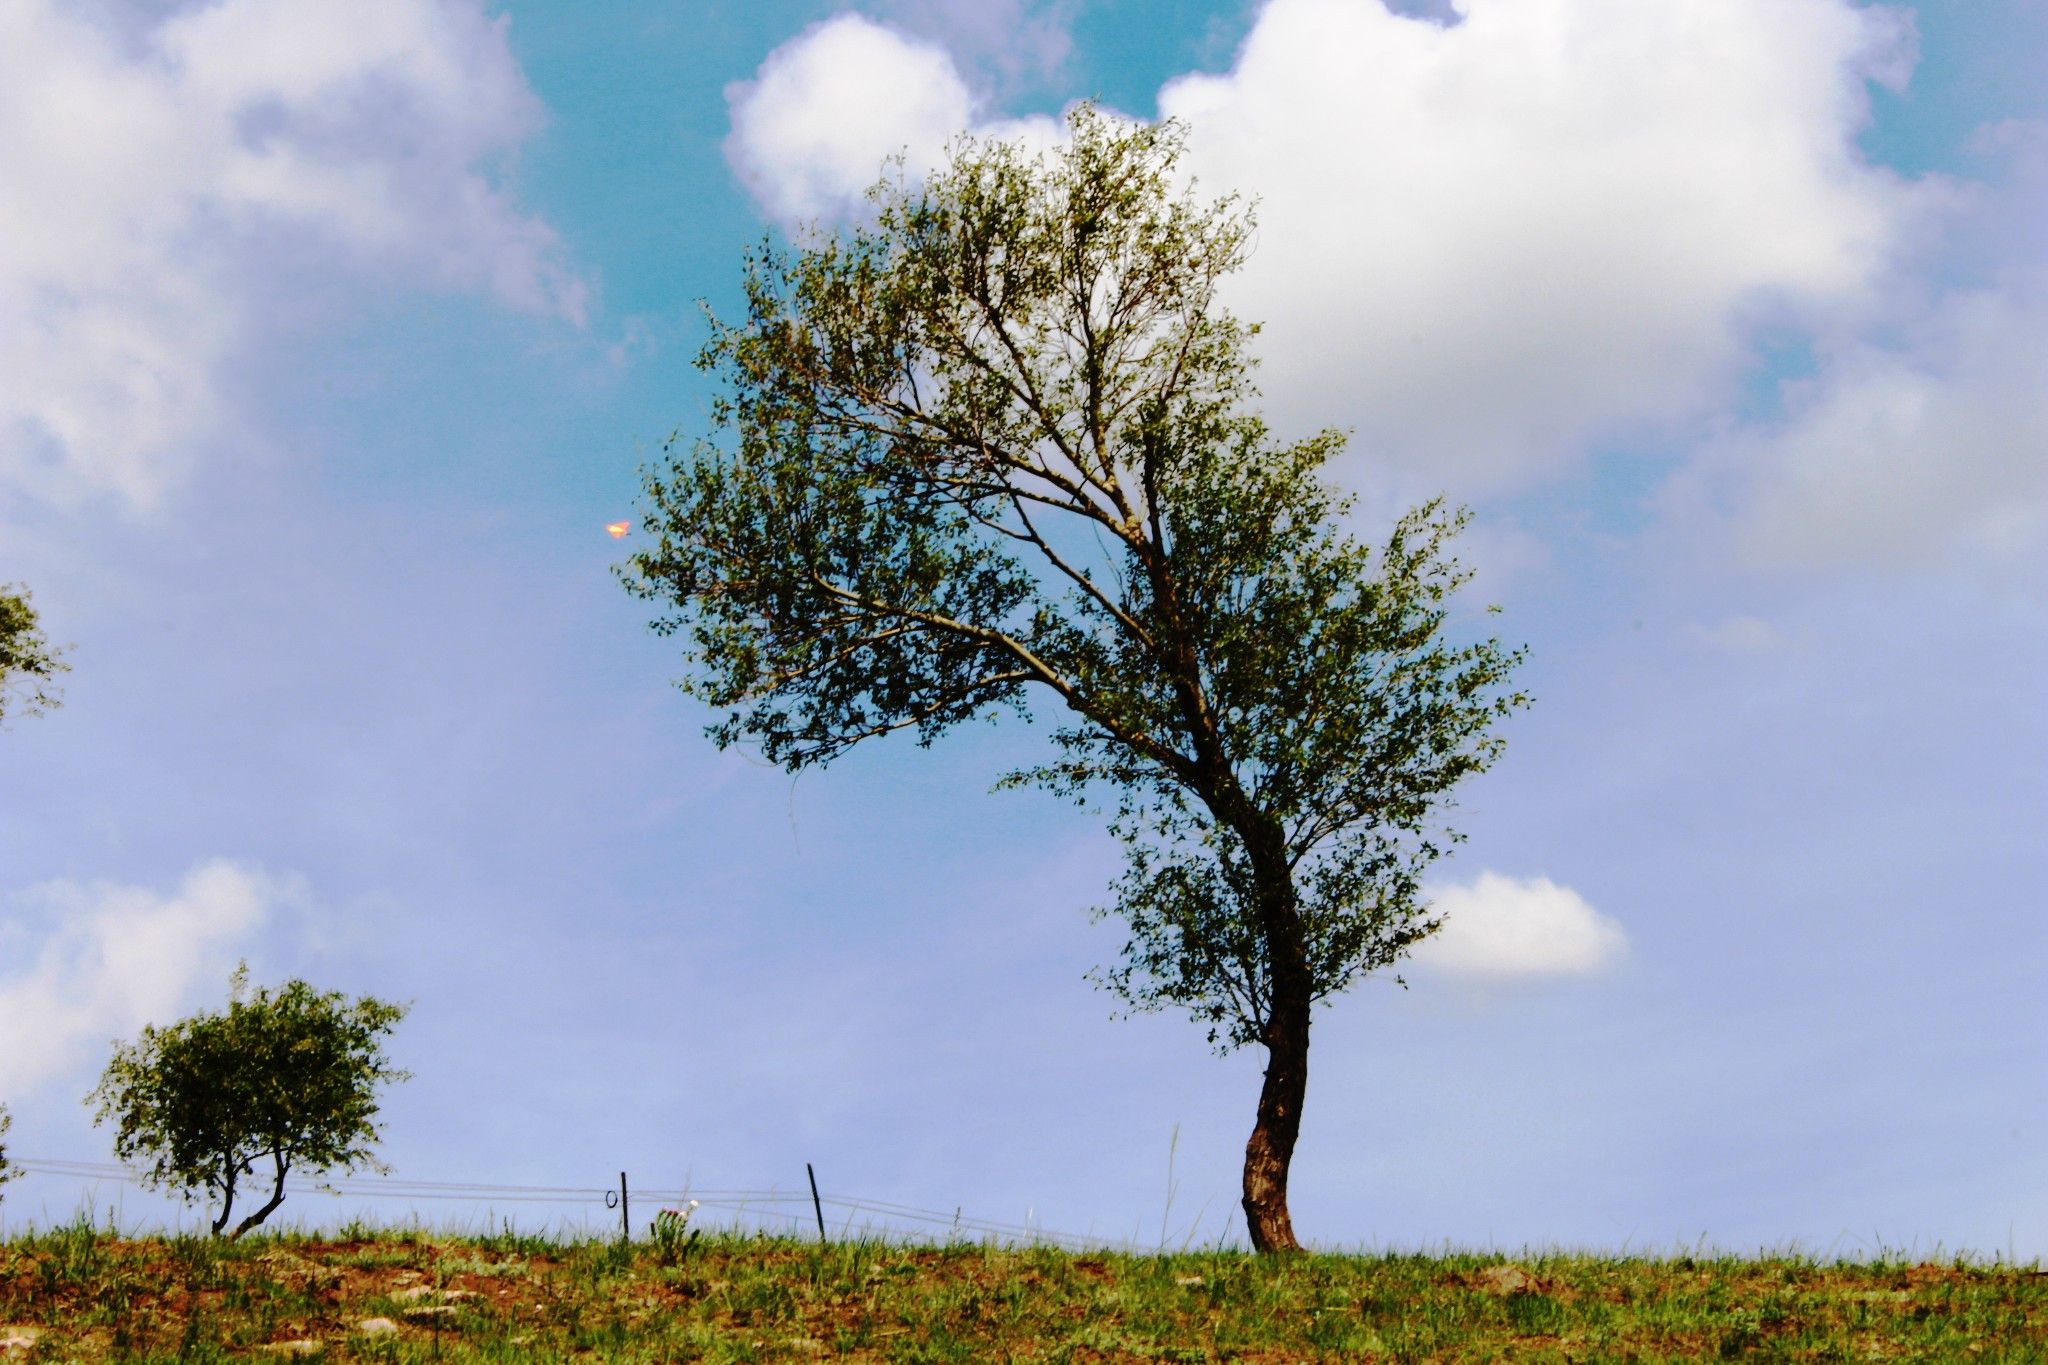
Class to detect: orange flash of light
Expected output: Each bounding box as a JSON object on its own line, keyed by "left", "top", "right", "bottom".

{"left": 606, "top": 521, "right": 630, "bottom": 539}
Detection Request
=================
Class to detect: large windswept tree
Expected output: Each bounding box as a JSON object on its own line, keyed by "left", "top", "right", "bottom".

{"left": 625, "top": 107, "right": 1527, "bottom": 1251}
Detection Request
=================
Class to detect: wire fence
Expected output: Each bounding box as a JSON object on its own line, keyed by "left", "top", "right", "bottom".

{"left": 6, "top": 1156, "right": 1170, "bottom": 1254}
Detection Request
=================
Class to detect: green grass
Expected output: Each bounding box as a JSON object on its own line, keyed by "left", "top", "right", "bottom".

{"left": 1, "top": 1217, "right": 2042, "bottom": 1361}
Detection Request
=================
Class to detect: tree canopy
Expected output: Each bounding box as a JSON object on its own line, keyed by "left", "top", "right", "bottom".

{"left": 0, "top": 583, "right": 68, "bottom": 727}
{"left": 89, "top": 968, "right": 409, "bottom": 1238}
{"left": 625, "top": 107, "right": 1526, "bottom": 1250}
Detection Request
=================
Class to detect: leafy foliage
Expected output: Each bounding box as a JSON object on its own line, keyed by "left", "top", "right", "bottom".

{"left": 0, "top": 1105, "right": 15, "bottom": 1199}
{"left": 627, "top": 106, "right": 1525, "bottom": 1052}
{"left": 88, "top": 967, "right": 408, "bottom": 1238}
{"left": 651, "top": 1202, "right": 702, "bottom": 1265}
{"left": 626, "top": 107, "right": 1527, "bottom": 1247}
{"left": 0, "top": 583, "right": 69, "bottom": 727}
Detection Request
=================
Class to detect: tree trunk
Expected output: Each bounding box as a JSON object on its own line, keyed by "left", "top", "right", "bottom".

{"left": 1242, "top": 983, "right": 1310, "bottom": 1252}
{"left": 228, "top": 1151, "right": 289, "bottom": 1240}
{"left": 1240, "top": 824, "right": 1312, "bottom": 1254}
{"left": 210, "top": 1158, "right": 238, "bottom": 1237}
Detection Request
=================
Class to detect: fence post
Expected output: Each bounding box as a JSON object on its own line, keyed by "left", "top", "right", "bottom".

{"left": 806, "top": 1162, "right": 826, "bottom": 1246}
{"left": 619, "top": 1171, "right": 630, "bottom": 1242}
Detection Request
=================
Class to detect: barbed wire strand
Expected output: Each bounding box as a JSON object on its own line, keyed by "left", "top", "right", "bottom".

{"left": 8, "top": 1158, "right": 1150, "bottom": 1253}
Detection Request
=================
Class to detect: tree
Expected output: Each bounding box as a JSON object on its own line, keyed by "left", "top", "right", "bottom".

{"left": 623, "top": 107, "right": 1527, "bottom": 1252}
{"left": 2, "top": 584, "right": 67, "bottom": 1203}
{"left": 89, "top": 967, "right": 409, "bottom": 1238}
{"left": 0, "top": 583, "right": 69, "bottom": 727}
{"left": 0, "top": 1105, "right": 16, "bottom": 1200}
{"left": 3, "top": 583, "right": 66, "bottom": 1201}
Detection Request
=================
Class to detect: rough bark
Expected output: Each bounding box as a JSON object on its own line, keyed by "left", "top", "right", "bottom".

{"left": 1243, "top": 1004, "right": 1310, "bottom": 1252}
{"left": 1239, "top": 820, "right": 1312, "bottom": 1254}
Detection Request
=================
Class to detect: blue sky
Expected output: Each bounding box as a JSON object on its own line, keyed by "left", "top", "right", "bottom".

{"left": 2, "top": 0, "right": 2043, "bottom": 1255}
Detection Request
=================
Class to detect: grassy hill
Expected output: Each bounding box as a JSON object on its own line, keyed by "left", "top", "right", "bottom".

{"left": 2, "top": 1220, "right": 2042, "bottom": 1361}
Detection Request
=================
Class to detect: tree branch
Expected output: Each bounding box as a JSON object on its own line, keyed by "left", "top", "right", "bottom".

{"left": 230, "top": 1149, "right": 291, "bottom": 1240}
{"left": 1007, "top": 494, "right": 1157, "bottom": 650}
{"left": 795, "top": 669, "right": 1035, "bottom": 761}
{"left": 803, "top": 572, "right": 1195, "bottom": 784}
{"left": 749, "top": 623, "right": 927, "bottom": 694}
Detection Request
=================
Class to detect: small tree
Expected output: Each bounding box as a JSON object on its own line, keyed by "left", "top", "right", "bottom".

{"left": 89, "top": 968, "right": 409, "bottom": 1238}
{"left": 625, "top": 107, "right": 1527, "bottom": 1250}
{"left": 0, "top": 1105, "right": 17, "bottom": 1200}
{"left": 0, "top": 583, "right": 69, "bottom": 727}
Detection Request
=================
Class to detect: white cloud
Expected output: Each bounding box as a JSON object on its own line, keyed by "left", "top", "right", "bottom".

{"left": 723, "top": 13, "right": 1064, "bottom": 226}
{"left": 870, "top": 0, "right": 1077, "bottom": 94}
{"left": 1732, "top": 292, "right": 2048, "bottom": 569}
{"left": 1161, "top": 0, "right": 1922, "bottom": 492}
{"left": 0, "top": 860, "right": 289, "bottom": 1096}
{"left": 1410, "top": 872, "right": 1626, "bottom": 982}
{"left": 1673, "top": 125, "right": 2048, "bottom": 573}
{"left": 0, "top": 0, "right": 582, "bottom": 513}
{"left": 723, "top": 0, "right": 1925, "bottom": 497}
{"left": 725, "top": 15, "right": 974, "bottom": 225}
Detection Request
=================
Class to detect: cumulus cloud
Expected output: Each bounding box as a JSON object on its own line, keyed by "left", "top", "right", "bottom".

{"left": 1163, "top": 0, "right": 1922, "bottom": 491}
{"left": 1673, "top": 125, "right": 2048, "bottom": 573}
{"left": 722, "top": 0, "right": 1925, "bottom": 496}
{"left": 0, "top": 860, "right": 289, "bottom": 1096}
{"left": 726, "top": 15, "right": 974, "bottom": 225}
{"left": 725, "top": 2, "right": 2048, "bottom": 569}
{"left": 724, "top": 13, "right": 1064, "bottom": 226}
{"left": 1409, "top": 872, "right": 1626, "bottom": 982}
{"left": 0, "top": 0, "right": 582, "bottom": 512}
{"left": 1727, "top": 293, "right": 2048, "bottom": 569}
